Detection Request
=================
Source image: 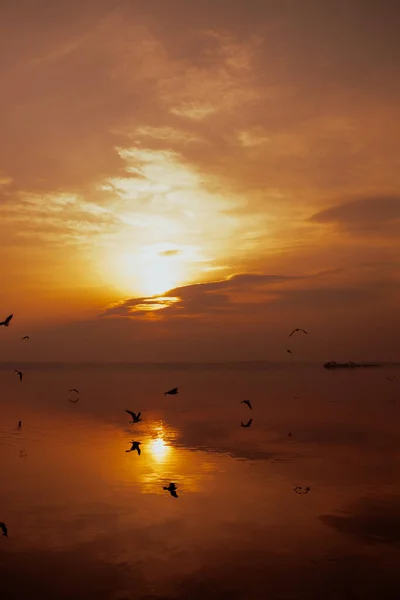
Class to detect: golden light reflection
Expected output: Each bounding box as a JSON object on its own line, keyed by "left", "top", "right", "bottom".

{"left": 149, "top": 437, "right": 170, "bottom": 463}
{"left": 132, "top": 296, "right": 180, "bottom": 312}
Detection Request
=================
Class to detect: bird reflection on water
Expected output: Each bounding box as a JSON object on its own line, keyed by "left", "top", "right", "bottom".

{"left": 1, "top": 363, "right": 400, "bottom": 600}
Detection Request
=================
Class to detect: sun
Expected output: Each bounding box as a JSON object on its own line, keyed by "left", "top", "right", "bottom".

{"left": 111, "top": 247, "right": 183, "bottom": 296}
{"left": 139, "top": 255, "right": 178, "bottom": 296}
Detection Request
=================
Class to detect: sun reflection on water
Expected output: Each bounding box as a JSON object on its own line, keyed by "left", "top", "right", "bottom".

{"left": 149, "top": 437, "right": 170, "bottom": 463}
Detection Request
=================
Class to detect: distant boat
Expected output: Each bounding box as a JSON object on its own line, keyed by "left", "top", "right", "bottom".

{"left": 323, "top": 361, "right": 381, "bottom": 369}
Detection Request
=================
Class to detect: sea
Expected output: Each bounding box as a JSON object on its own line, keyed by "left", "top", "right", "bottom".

{"left": 0, "top": 361, "right": 399, "bottom": 600}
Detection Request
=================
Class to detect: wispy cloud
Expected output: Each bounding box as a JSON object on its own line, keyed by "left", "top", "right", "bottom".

{"left": 309, "top": 195, "right": 400, "bottom": 235}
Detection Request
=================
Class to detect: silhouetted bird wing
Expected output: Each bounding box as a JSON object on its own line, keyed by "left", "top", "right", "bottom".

{"left": 169, "top": 482, "right": 177, "bottom": 489}
{"left": 171, "top": 490, "right": 178, "bottom": 498}
{"left": 300, "top": 329, "right": 308, "bottom": 334}
{"left": 0, "top": 314, "right": 13, "bottom": 326}
{"left": 241, "top": 419, "right": 253, "bottom": 427}
{"left": 137, "top": 447, "right": 141, "bottom": 456}
{"left": 289, "top": 330, "right": 296, "bottom": 337}
{"left": 287, "top": 349, "right": 292, "bottom": 353}
{"left": 69, "top": 388, "right": 79, "bottom": 394}
{"left": 0, "top": 522, "right": 7, "bottom": 536}
{"left": 22, "top": 336, "right": 30, "bottom": 340}
{"left": 137, "top": 412, "right": 141, "bottom": 419}
{"left": 125, "top": 410, "right": 136, "bottom": 419}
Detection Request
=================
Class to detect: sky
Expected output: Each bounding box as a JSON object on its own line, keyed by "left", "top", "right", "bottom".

{"left": 0, "top": 0, "right": 399, "bottom": 362}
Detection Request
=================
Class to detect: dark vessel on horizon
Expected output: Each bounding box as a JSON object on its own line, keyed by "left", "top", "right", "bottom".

{"left": 323, "top": 361, "right": 381, "bottom": 369}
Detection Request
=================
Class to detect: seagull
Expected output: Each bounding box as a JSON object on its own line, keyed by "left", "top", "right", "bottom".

{"left": 0, "top": 522, "right": 8, "bottom": 537}
{"left": 68, "top": 397, "right": 79, "bottom": 403}
{"left": 241, "top": 418, "right": 253, "bottom": 428}
{"left": 164, "top": 387, "right": 178, "bottom": 396}
{"left": 289, "top": 328, "right": 308, "bottom": 337}
{"left": 125, "top": 410, "right": 142, "bottom": 423}
{"left": 18, "top": 420, "right": 22, "bottom": 428}
{"left": 163, "top": 482, "right": 178, "bottom": 498}
{"left": 287, "top": 349, "right": 292, "bottom": 354}
{"left": 0, "top": 314, "right": 13, "bottom": 327}
{"left": 126, "top": 441, "right": 141, "bottom": 455}
{"left": 241, "top": 400, "right": 252, "bottom": 410}
{"left": 15, "top": 370, "right": 23, "bottom": 381}
{"left": 69, "top": 388, "right": 79, "bottom": 394}
{"left": 386, "top": 377, "right": 395, "bottom": 382}
{"left": 293, "top": 486, "right": 311, "bottom": 495}
{"left": 22, "top": 336, "right": 30, "bottom": 341}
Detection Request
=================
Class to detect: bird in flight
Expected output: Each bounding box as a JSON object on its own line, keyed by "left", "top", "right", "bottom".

{"left": 287, "top": 349, "right": 292, "bottom": 354}
{"left": 164, "top": 387, "right": 178, "bottom": 396}
{"left": 0, "top": 314, "right": 13, "bottom": 327}
{"left": 126, "top": 441, "right": 141, "bottom": 455}
{"left": 0, "top": 522, "right": 8, "bottom": 537}
{"left": 241, "top": 400, "right": 252, "bottom": 410}
{"left": 293, "top": 486, "right": 311, "bottom": 495}
{"left": 241, "top": 418, "right": 253, "bottom": 428}
{"left": 386, "top": 377, "right": 395, "bottom": 382}
{"left": 125, "top": 410, "right": 142, "bottom": 423}
{"left": 163, "top": 482, "right": 178, "bottom": 498}
{"left": 68, "top": 397, "right": 79, "bottom": 404}
{"left": 69, "top": 388, "right": 80, "bottom": 394}
{"left": 289, "top": 328, "right": 308, "bottom": 337}
{"left": 21, "top": 336, "right": 30, "bottom": 341}
{"left": 15, "top": 370, "right": 23, "bottom": 381}
{"left": 18, "top": 420, "right": 22, "bottom": 428}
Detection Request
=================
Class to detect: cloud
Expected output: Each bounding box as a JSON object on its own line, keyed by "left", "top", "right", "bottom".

{"left": 159, "top": 249, "right": 181, "bottom": 257}
{"left": 100, "top": 272, "right": 299, "bottom": 318}
{"left": 309, "top": 196, "right": 400, "bottom": 234}
{"left": 100, "top": 262, "right": 400, "bottom": 322}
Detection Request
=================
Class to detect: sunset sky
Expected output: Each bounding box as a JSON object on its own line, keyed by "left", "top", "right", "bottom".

{"left": 0, "top": 0, "right": 399, "bottom": 362}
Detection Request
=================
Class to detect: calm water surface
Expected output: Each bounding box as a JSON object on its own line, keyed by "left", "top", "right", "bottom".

{"left": 1, "top": 362, "right": 400, "bottom": 599}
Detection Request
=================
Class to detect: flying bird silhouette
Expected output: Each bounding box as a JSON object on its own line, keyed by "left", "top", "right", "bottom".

{"left": 21, "top": 336, "right": 30, "bottom": 341}
{"left": 163, "top": 482, "right": 178, "bottom": 498}
{"left": 0, "top": 522, "right": 8, "bottom": 537}
{"left": 164, "top": 387, "right": 178, "bottom": 396}
{"left": 241, "top": 400, "right": 252, "bottom": 410}
{"left": 126, "top": 441, "right": 141, "bottom": 455}
{"left": 289, "top": 328, "right": 308, "bottom": 337}
{"left": 0, "top": 314, "right": 13, "bottom": 327}
{"left": 68, "top": 397, "right": 79, "bottom": 403}
{"left": 18, "top": 420, "right": 22, "bottom": 428}
{"left": 293, "top": 486, "right": 311, "bottom": 495}
{"left": 287, "top": 349, "right": 293, "bottom": 354}
{"left": 14, "top": 370, "right": 23, "bottom": 381}
{"left": 241, "top": 418, "right": 253, "bottom": 428}
{"left": 69, "top": 388, "right": 79, "bottom": 394}
{"left": 125, "top": 410, "right": 142, "bottom": 423}
{"left": 386, "top": 377, "right": 395, "bottom": 382}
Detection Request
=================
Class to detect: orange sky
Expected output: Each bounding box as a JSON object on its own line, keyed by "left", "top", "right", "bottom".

{"left": 0, "top": 0, "right": 399, "bottom": 362}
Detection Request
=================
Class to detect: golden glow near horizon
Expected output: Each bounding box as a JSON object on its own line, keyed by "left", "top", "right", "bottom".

{"left": 1, "top": 5, "right": 399, "bottom": 360}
